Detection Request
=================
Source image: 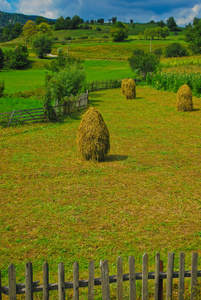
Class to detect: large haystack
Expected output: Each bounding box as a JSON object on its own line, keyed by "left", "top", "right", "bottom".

{"left": 77, "top": 107, "right": 110, "bottom": 161}
{"left": 121, "top": 78, "right": 129, "bottom": 95}
{"left": 177, "top": 84, "right": 193, "bottom": 111}
{"left": 124, "top": 78, "right": 136, "bottom": 99}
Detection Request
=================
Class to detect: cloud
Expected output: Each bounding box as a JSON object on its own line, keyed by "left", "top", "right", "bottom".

{"left": 0, "top": 0, "right": 12, "bottom": 11}
{"left": 174, "top": 4, "right": 201, "bottom": 25}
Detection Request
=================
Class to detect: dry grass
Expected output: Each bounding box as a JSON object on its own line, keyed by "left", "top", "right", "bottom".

{"left": 0, "top": 86, "right": 201, "bottom": 298}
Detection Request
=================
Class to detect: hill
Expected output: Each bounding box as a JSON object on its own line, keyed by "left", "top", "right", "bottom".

{"left": 0, "top": 11, "right": 55, "bottom": 27}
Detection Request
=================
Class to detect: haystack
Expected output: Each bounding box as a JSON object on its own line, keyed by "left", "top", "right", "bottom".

{"left": 77, "top": 107, "right": 110, "bottom": 161}
{"left": 177, "top": 84, "right": 193, "bottom": 111}
{"left": 124, "top": 78, "right": 136, "bottom": 99}
{"left": 121, "top": 78, "right": 129, "bottom": 95}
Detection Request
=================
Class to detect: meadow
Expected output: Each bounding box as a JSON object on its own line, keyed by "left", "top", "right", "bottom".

{"left": 0, "top": 24, "right": 201, "bottom": 299}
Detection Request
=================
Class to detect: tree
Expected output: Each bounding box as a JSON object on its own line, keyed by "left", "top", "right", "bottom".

{"left": 155, "top": 27, "right": 163, "bottom": 39}
{"left": 161, "top": 26, "right": 170, "bottom": 39}
{"left": 110, "top": 21, "right": 128, "bottom": 42}
{"left": 130, "top": 19, "right": 133, "bottom": 24}
{"left": 157, "top": 20, "right": 166, "bottom": 28}
{"left": 12, "top": 22, "right": 22, "bottom": 38}
{"left": 32, "top": 34, "right": 53, "bottom": 58}
{"left": 35, "top": 16, "right": 48, "bottom": 25}
{"left": 185, "top": 19, "right": 201, "bottom": 54}
{"left": 128, "top": 49, "right": 160, "bottom": 76}
{"left": 97, "top": 18, "right": 104, "bottom": 24}
{"left": 112, "top": 17, "right": 117, "bottom": 25}
{"left": 0, "top": 48, "right": 4, "bottom": 70}
{"left": 37, "top": 22, "right": 53, "bottom": 35}
{"left": 70, "top": 15, "right": 82, "bottom": 29}
{"left": 166, "top": 17, "right": 178, "bottom": 31}
{"left": 23, "top": 20, "right": 37, "bottom": 39}
{"left": 165, "top": 42, "right": 188, "bottom": 57}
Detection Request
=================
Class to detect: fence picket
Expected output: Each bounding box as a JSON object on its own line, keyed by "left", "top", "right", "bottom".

{"left": 43, "top": 262, "right": 49, "bottom": 300}
{"left": 154, "top": 253, "right": 160, "bottom": 300}
{"left": 25, "top": 262, "right": 33, "bottom": 300}
{"left": 142, "top": 253, "right": 148, "bottom": 300}
{"left": 178, "top": 252, "right": 185, "bottom": 300}
{"left": 117, "top": 256, "right": 123, "bottom": 300}
{"left": 191, "top": 252, "right": 198, "bottom": 300}
{"left": 8, "top": 264, "right": 16, "bottom": 300}
{"left": 58, "top": 262, "right": 65, "bottom": 300}
{"left": 100, "top": 260, "right": 110, "bottom": 300}
{"left": 73, "top": 261, "right": 79, "bottom": 300}
{"left": 129, "top": 256, "right": 136, "bottom": 300}
{"left": 88, "top": 260, "right": 94, "bottom": 300}
{"left": 166, "top": 253, "right": 174, "bottom": 300}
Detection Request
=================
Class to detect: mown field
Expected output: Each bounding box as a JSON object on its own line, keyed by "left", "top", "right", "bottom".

{"left": 1, "top": 86, "right": 201, "bottom": 299}
{"left": 0, "top": 24, "right": 201, "bottom": 299}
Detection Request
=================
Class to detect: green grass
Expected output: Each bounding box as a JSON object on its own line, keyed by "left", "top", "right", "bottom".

{"left": 0, "top": 86, "right": 201, "bottom": 299}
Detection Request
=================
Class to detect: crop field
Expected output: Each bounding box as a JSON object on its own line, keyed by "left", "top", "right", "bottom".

{"left": 1, "top": 86, "right": 201, "bottom": 298}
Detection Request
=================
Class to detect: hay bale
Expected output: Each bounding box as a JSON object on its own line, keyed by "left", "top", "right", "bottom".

{"left": 121, "top": 78, "right": 129, "bottom": 95}
{"left": 77, "top": 107, "right": 110, "bottom": 161}
{"left": 124, "top": 78, "right": 136, "bottom": 99}
{"left": 177, "top": 84, "right": 193, "bottom": 111}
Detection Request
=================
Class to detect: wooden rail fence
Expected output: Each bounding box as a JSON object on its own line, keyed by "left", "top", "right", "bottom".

{"left": 0, "top": 92, "right": 88, "bottom": 127}
{"left": 87, "top": 79, "right": 122, "bottom": 92}
{"left": 0, "top": 252, "right": 201, "bottom": 299}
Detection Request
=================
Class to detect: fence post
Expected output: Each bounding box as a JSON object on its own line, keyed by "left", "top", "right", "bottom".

{"left": 8, "top": 110, "right": 15, "bottom": 127}
{"left": 117, "top": 256, "right": 123, "bottom": 300}
{"left": 191, "top": 252, "right": 198, "bottom": 300}
{"left": 43, "top": 262, "right": 49, "bottom": 300}
{"left": 178, "top": 252, "right": 185, "bottom": 300}
{"left": 129, "top": 256, "right": 136, "bottom": 300}
{"left": 159, "top": 260, "right": 163, "bottom": 300}
{"left": 73, "top": 261, "right": 79, "bottom": 300}
{"left": 25, "top": 262, "right": 33, "bottom": 300}
{"left": 166, "top": 253, "right": 174, "bottom": 300}
{"left": 154, "top": 253, "right": 160, "bottom": 300}
{"left": 100, "top": 260, "right": 110, "bottom": 300}
{"left": 8, "top": 264, "right": 16, "bottom": 300}
{"left": 142, "top": 253, "right": 148, "bottom": 300}
{"left": 58, "top": 262, "right": 65, "bottom": 300}
{"left": 88, "top": 260, "right": 94, "bottom": 300}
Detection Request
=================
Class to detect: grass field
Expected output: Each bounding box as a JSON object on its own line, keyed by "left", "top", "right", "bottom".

{"left": 1, "top": 86, "right": 201, "bottom": 298}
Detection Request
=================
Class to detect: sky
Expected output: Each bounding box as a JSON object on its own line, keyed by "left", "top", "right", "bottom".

{"left": 1, "top": 0, "right": 201, "bottom": 26}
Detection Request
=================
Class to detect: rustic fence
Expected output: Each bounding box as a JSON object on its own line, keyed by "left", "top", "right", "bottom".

{"left": 0, "top": 252, "right": 201, "bottom": 299}
{"left": 87, "top": 79, "right": 122, "bottom": 92}
{"left": 0, "top": 92, "right": 88, "bottom": 127}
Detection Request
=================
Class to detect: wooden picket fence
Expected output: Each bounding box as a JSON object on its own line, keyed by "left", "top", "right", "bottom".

{"left": 0, "top": 92, "right": 88, "bottom": 127}
{"left": 1, "top": 252, "right": 201, "bottom": 299}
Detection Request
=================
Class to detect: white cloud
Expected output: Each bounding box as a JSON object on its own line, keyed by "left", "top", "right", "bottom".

{"left": 0, "top": 0, "right": 12, "bottom": 11}
{"left": 15, "top": 0, "right": 59, "bottom": 18}
{"left": 175, "top": 4, "right": 201, "bottom": 26}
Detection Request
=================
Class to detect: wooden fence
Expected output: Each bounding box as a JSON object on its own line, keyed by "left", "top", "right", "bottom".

{"left": 0, "top": 252, "right": 201, "bottom": 300}
{"left": 0, "top": 92, "right": 88, "bottom": 127}
{"left": 87, "top": 79, "right": 122, "bottom": 92}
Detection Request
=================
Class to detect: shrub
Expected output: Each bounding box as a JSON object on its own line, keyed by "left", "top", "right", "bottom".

{"left": 102, "top": 34, "right": 109, "bottom": 39}
{"left": 165, "top": 42, "right": 188, "bottom": 58}
{"left": 77, "top": 107, "right": 110, "bottom": 161}
{"left": 64, "top": 36, "right": 71, "bottom": 40}
{"left": 124, "top": 79, "right": 136, "bottom": 99}
{"left": 96, "top": 27, "right": 101, "bottom": 31}
{"left": 177, "top": 84, "right": 193, "bottom": 111}
{"left": 79, "top": 35, "right": 88, "bottom": 39}
{"left": 32, "top": 34, "right": 53, "bottom": 58}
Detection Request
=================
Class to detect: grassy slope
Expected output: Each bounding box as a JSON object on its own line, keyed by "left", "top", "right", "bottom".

{"left": 0, "top": 86, "right": 201, "bottom": 298}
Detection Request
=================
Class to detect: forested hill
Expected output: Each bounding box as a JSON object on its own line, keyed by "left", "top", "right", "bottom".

{"left": 0, "top": 11, "right": 54, "bottom": 27}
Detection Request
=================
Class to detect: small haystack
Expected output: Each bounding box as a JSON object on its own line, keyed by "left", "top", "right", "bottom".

{"left": 124, "top": 78, "right": 136, "bottom": 99}
{"left": 177, "top": 84, "right": 193, "bottom": 111}
{"left": 121, "top": 78, "right": 129, "bottom": 95}
{"left": 77, "top": 107, "right": 110, "bottom": 161}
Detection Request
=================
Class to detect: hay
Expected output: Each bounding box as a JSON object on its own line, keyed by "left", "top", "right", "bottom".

{"left": 177, "top": 84, "right": 193, "bottom": 111}
{"left": 77, "top": 107, "right": 110, "bottom": 161}
{"left": 124, "top": 78, "right": 136, "bottom": 99}
{"left": 121, "top": 78, "right": 129, "bottom": 95}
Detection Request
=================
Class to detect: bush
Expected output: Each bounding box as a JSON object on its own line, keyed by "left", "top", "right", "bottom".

{"left": 165, "top": 42, "right": 188, "bottom": 58}
{"left": 4, "top": 45, "right": 29, "bottom": 69}
{"left": 64, "top": 36, "right": 71, "bottom": 40}
{"left": 102, "top": 34, "right": 109, "bottom": 39}
{"left": 96, "top": 27, "right": 101, "bottom": 31}
{"left": 79, "top": 35, "right": 88, "bottom": 39}
{"left": 77, "top": 107, "right": 110, "bottom": 161}
{"left": 177, "top": 84, "right": 193, "bottom": 111}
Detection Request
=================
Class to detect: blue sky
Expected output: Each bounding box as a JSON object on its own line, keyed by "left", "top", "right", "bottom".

{"left": 1, "top": 0, "right": 201, "bottom": 26}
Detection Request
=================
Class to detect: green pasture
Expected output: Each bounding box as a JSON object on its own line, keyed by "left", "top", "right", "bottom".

{"left": 0, "top": 86, "right": 201, "bottom": 299}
